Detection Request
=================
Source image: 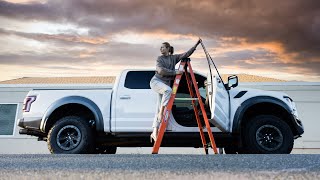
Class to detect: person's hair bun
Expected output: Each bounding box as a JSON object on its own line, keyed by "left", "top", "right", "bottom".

{"left": 169, "top": 46, "right": 174, "bottom": 55}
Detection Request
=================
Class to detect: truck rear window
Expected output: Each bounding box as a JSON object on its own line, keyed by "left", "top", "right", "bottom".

{"left": 124, "top": 71, "right": 155, "bottom": 89}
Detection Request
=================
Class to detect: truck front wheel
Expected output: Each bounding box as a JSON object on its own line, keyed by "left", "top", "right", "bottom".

{"left": 244, "top": 115, "right": 294, "bottom": 154}
{"left": 47, "top": 116, "right": 94, "bottom": 154}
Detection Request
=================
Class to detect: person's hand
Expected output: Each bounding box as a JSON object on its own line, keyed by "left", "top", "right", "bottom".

{"left": 175, "top": 70, "right": 183, "bottom": 75}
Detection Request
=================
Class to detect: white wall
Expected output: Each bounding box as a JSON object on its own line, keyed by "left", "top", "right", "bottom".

{"left": 0, "top": 87, "right": 46, "bottom": 153}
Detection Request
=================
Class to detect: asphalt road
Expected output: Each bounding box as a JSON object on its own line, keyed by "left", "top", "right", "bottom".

{"left": 0, "top": 154, "right": 319, "bottom": 179}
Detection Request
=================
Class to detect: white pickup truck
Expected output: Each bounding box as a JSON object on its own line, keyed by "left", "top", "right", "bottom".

{"left": 18, "top": 58, "right": 304, "bottom": 154}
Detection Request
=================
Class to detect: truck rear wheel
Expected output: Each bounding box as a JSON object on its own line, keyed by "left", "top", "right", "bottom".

{"left": 47, "top": 116, "right": 94, "bottom": 154}
{"left": 244, "top": 115, "right": 294, "bottom": 154}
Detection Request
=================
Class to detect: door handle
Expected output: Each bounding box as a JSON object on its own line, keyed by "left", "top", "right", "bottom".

{"left": 120, "top": 95, "right": 131, "bottom": 100}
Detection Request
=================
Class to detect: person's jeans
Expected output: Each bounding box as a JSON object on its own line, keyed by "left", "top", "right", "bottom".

{"left": 150, "top": 76, "right": 172, "bottom": 128}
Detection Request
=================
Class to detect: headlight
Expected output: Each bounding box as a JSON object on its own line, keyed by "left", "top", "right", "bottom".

{"left": 283, "top": 96, "right": 299, "bottom": 117}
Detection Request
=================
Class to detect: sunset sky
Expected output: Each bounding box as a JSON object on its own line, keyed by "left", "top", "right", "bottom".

{"left": 0, "top": 0, "right": 319, "bottom": 82}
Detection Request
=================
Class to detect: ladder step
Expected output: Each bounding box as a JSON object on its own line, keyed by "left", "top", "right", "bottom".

{"left": 174, "top": 98, "right": 199, "bottom": 101}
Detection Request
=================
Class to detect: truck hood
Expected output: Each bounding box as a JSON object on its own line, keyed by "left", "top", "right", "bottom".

{"left": 233, "top": 87, "right": 289, "bottom": 98}
{"left": 229, "top": 86, "right": 298, "bottom": 118}
{"left": 229, "top": 87, "right": 291, "bottom": 107}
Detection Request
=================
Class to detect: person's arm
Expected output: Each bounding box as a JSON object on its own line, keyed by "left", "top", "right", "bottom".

{"left": 174, "top": 38, "right": 201, "bottom": 63}
{"left": 156, "top": 57, "right": 176, "bottom": 76}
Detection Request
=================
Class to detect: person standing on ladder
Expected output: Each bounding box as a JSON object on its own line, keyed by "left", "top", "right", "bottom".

{"left": 149, "top": 38, "right": 202, "bottom": 142}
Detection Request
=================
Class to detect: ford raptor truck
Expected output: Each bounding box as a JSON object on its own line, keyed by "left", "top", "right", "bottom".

{"left": 18, "top": 58, "right": 304, "bottom": 154}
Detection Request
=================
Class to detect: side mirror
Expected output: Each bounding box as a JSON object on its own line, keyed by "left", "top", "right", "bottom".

{"left": 228, "top": 75, "right": 238, "bottom": 89}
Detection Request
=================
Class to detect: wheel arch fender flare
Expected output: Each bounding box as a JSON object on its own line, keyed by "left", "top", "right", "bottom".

{"left": 232, "top": 96, "right": 292, "bottom": 134}
{"left": 40, "top": 96, "right": 104, "bottom": 132}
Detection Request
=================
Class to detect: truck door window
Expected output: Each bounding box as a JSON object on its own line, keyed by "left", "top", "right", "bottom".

{"left": 124, "top": 71, "right": 155, "bottom": 89}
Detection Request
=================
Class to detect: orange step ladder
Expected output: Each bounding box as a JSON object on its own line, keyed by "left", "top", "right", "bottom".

{"left": 152, "top": 58, "right": 218, "bottom": 154}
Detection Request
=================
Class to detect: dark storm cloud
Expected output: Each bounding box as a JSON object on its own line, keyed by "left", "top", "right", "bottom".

{"left": 1, "top": 0, "right": 319, "bottom": 57}
{"left": 0, "top": 41, "right": 157, "bottom": 67}
{"left": 0, "top": 0, "right": 319, "bottom": 79}
{"left": 0, "top": 0, "right": 58, "bottom": 21}
{"left": 0, "top": 28, "right": 108, "bottom": 45}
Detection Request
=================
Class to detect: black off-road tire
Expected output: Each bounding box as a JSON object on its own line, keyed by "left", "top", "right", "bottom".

{"left": 47, "top": 116, "right": 94, "bottom": 154}
{"left": 244, "top": 115, "right": 294, "bottom": 154}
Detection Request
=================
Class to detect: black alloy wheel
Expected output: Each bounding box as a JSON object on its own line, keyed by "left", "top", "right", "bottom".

{"left": 56, "top": 125, "right": 82, "bottom": 151}
{"left": 255, "top": 124, "right": 283, "bottom": 151}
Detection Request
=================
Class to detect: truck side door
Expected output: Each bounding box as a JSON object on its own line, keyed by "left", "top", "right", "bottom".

{"left": 206, "top": 61, "right": 231, "bottom": 132}
{"left": 114, "top": 70, "right": 156, "bottom": 132}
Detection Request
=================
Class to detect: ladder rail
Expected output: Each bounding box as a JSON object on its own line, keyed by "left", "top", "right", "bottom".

{"left": 151, "top": 72, "right": 184, "bottom": 154}
{"left": 183, "top": 63, "right": 208, "bottom": 154}
{"left": 187, "top": 61, "right": 218, "bottom": 154}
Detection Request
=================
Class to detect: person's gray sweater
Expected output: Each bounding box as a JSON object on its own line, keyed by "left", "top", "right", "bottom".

{"left": 155, "top": 45, "right": 197, "bottom": 81}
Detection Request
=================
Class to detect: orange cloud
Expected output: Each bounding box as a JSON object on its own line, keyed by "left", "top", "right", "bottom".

{"left": 213, "top": 37, "right": 307, "bottom": 64}
{"left": 217, "top": 64, "right": 319, "bottom": 82}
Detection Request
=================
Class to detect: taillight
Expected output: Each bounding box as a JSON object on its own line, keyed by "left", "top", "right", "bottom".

{"left": 23, "top": 96, "right": 36, "bottom": 112}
